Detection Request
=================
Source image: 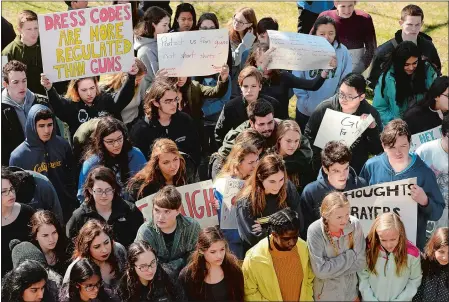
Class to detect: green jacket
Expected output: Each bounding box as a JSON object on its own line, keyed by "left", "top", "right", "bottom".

{"left": 2, "top": 36, "right": 45, "bottom": 95}
{"left": 373, "top": 62, "right": 437, "bottom": 126}
{"left": 134, "top": 214, "right": 201, "bottom": 275}
{"left": 218, "top": 119, "right": 314, "bottom": 192}
{"left": 185, "top": 76, "right": 229, "bottom": 119}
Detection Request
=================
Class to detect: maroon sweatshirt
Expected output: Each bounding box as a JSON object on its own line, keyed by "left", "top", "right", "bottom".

{"left": 317, "top": 9, "right": 377, "bottom": 71}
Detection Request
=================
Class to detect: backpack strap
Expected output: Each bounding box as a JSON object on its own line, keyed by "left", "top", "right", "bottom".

{"left": 390, "top": 38, "right": 398, "bottom": 48}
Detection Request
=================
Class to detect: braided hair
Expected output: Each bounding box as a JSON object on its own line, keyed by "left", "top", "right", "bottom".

{"left": 266, "top": 208, "right": 300, "bottom": 250}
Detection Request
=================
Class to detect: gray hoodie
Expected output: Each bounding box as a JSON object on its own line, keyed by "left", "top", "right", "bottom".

{"left": 307, "top": 216, "right": 366, "bottom": 301}
{"left": 1, "top": 88, "right": 36, "bottom": 131}
{"left": 134, "top": 36, "right": 158, "bottom": 93}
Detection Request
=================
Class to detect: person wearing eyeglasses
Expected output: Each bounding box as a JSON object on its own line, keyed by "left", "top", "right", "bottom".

{"left": 60, "top": 258, "right": 112, "bottom": 302}
{"left": 118, "top": 241, "right": 186, "bottom": 301}
{"left": 67, "top": 166, "right": 144, "bottom": 248}
{"left": 1, "top": 167, "right": 36, "bottom": 277}
{"left": 373, "top": 41, "right": 437, "bottom": 127}
{"left": 130, "top": 79, "right": 200, "bottom": 168}
{"left": 304, "top": 72, "right": 383, "bottom": 176}
{"left": 77, "top": 116, "right": 146, "bottom": 202}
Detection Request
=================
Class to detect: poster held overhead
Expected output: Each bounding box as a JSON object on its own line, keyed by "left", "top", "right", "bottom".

{"left": 157, "top": 29, "right": 229, "bottom": 77}
{"left": 266, "top": 30, "right": 336, "bottom": 71}
{"left": 38, "top": 4, "right": 134, "bottom": 82}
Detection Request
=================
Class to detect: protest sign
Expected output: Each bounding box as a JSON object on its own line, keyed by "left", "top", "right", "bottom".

{"left": 38, "top": 4, "right": 134, "bottom": 82}
{"left": 157, "top": 29, "right": 229, "bottom": 77}
{"left": 135, "top": 180, "right": 218, "bottom": 228}
{"left": 314, "top": 109, "right": 374, "bottom": 149}
{"left": 266, "top": 30, "right": 336, "bottom": 71}
{"left": 220, "top": 179, "right": 245, "bottom": 230}
{"left": 410, "top": 125, "right": 442, "bottom": 152}
{"left": 344, "top": 178, "right": 418, "bottom": 244}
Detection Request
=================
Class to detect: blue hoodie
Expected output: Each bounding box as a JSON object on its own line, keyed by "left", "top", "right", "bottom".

{"left": 9, "top": 104, "right": 78, "bottom": 222}
{"left": 301, "top": 167, "right": 367, "bottom": 237}
{"left": 293, "top": 40, "right": 352, "bottom": 116}
{"left": 359, "top": 153, "right": 445, "bottom": 250}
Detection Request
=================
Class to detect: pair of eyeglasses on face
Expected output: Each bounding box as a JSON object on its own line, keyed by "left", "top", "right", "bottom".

{"left": 441, "top": 93, "right": 449, "bottom": 98}
{"left": 338, "top": 91, "right": 362, "bottom": 102}
{"left": 135, "top": 259, "right": 158, "bottom": 272}
{"left": 92, "top": 188, "right": 115, "bottom": 196}
{"left": 1, "top": 187, "right": 16, "bottom": 196}
{"left": 103, "top": 136, "right": 123, "bottom": 146}
{"left": 233, "top": 15, "right": 250, "bottom": 26}
{"left": 79, "top": 281, "right": 103, "bottom": 292}
{"left": 160, "top": 97, "right": 179, "bottom": 105}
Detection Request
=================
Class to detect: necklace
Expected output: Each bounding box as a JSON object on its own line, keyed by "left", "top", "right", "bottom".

{"left": 2, "top": 207, "right": 14, "bottom": 221}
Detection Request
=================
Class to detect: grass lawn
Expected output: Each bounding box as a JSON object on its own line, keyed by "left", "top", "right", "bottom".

{"left": 2, "top": 1, "right": 447, "bottom": 117}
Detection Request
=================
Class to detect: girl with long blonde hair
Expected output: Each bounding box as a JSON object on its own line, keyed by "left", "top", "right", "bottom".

{"left": 127, "top": 138, "right": 189, "bottom": 201}
{"left": 235, "top": 153, "right": 303, "bottom": 253}
{"left": 307, "top": 192, "right": 366, "bottom": 301}
{"left": 213, "top": 142, "right": 260, "bottom": 259}
{"left": 359, "top": 212, "right": 422, "bottom": 301}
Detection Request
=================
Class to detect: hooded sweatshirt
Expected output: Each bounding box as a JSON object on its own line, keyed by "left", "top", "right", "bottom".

{"left": 304, "top": 94, "right": 383, "bottom": 175}
{"left": 368, "top": 30, "right": 442, "bottom": 90}
{"left": 134, "top": 36, "right": 158, "bottom": 93}
{"left": 359, "top": 153, "right": 445, "bottom": 250}
{"left": 9, "top": 104, "right": 78, "bottom": 222}
{"left": 9, "top": 167, "right": 64, "bottom": 225}
{"left": 293, "top": 40, "right": 352, "bottom": 116}
{"left": 307, "top": 216, "right": 366, "bottom": 301}
{"left": 301, "top": 167, "right": 367, "bottom": 237}
{"left": 1, "top": 88, "right": 47, "bottom": 164}
{"left": 358, "top": 240, "right": 422, "bottom": 301}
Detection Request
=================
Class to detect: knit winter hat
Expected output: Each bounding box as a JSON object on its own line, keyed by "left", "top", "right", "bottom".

{"left": 10, "top": 239, "right": 46, "bottom": 269}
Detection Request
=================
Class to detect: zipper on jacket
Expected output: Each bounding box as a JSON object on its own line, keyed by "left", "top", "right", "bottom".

{"left": 384, "top": 252, "right": 390, "bottom": 277}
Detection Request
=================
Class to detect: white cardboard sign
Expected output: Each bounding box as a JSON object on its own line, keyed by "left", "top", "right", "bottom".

{"left": 344, "top": 178, "right": 418, "bottom": 244}
{"left": 157, "top": 29, "right": 229, "bottom": 77}
{"left": 38, "top": 4, "right": 134, "bottom": 82}
{"left": 267, "top": 30, "right": 336, "bottom": 71}
{"left": 314, "top": 109, "right": 374, "bottom": 149}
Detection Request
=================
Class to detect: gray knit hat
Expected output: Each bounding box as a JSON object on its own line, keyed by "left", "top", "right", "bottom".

{"left": 9, "top": 239, "right": 46, "bottom": 268}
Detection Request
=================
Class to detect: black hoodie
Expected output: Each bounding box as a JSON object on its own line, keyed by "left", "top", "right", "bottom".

{"left": 368, "top": 30, "right": 441, "bottom": 89}
{"left": 304, "top": 94, "right": 383, "bottom": 176}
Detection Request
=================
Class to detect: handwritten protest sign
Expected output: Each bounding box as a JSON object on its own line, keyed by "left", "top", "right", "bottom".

{"left": 266, "top": 30, "right": 336, "bottom": 71}
{"left": 344, "top": 178, "right": 418, "bottom": 244}
{"left": 157, "top": 29, "right": 229, "bottom": 77}
{"left": 220, "top": 179, "right": 244, "bottom": 230}
{"left": 314, "top": 109, "right": 374, "bottom": 149}
{"left": 38, "top": 4, "right": 134, "bottom": 82}
{"left": 135, "top": 180, "right": 218, "bottom": 228}
{"left": 410, "top": 125, "right": 442, "bottom": 152}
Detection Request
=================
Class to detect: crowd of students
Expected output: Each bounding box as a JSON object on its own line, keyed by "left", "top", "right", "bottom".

{"left": 1, "top": 1, "right": 448, "bottom": 301}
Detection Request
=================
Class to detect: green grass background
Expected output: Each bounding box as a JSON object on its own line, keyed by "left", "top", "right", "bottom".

{"left": 2, "top": 1, "right": 447, "bottom": 117}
